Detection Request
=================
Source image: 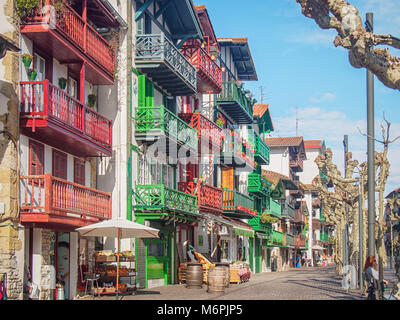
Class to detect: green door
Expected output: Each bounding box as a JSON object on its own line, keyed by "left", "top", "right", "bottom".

{"left": 255, "top": 238, "right": 261, "bottom": 273}
{"left": 249, "top": 238, "right": 254, "bottom": 272}
{"left": 145, "top": 233, "right": 171, "bottom": 286}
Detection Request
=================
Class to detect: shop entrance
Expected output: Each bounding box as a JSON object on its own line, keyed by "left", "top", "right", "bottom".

{"left": 145, "top": 232, "right": 171, "bottom": 288}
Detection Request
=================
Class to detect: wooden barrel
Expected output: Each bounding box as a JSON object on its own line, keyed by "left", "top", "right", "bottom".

{"left": 186, "top": 263, "right": 203, "bottom": 289}
{"left": 214, "top": 263, "right": 230, "bottom": 287}
{"left": 207, "top": 266, "right": 225, "bottom": 293}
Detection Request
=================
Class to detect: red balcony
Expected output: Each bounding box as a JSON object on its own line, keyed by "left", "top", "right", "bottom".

{"left": 294, "top": 208, "right": 305, "bottom": 224}
{"left": 181, "top": 42, "right": 222, "bottom": 93}
{"left": 178, "top": 181, "right": 223, "bottom": 214}
{"left": 178, "top": 112, "right": 222, "bottom": 152}
{"left": 20, "top": 80, "right": 112, "bottom": 157}
{"left": 294, "top": 235, "right": 306, "bottom": 248}
{"left": 20, "top": 1, "right": 115, "bottom": 84}
{"left": 20, "top": 174, "right": 111, "bottom": 230}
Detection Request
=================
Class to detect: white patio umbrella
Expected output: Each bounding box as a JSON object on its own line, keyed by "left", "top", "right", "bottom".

{"left": 76, "top": 219, "right": 159, "bottom": 299}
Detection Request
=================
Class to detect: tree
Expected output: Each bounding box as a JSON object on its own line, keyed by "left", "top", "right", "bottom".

{"left": 296, "top": 0, "right": 400, "bottom": 91}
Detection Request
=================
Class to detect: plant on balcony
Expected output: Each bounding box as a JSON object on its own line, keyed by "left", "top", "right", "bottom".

{"left": 28, "top": 68, "right": 37, "bottom": 80}
{"left": 16, "top": 0, "right": 40, "bottom": 18}
{"left": 87, "top": 94, "right": 96, "bottom": 108}
{"left": 260, "top": 213, "right": 277, "bottom": 224}
{"left": 216, "top": 117, "right": 225, "bottom": 128}
{"left": 22, "top": 53, "right": 33, "bottom": 67}
{"left": 58, "top": 77, "right": 67, "bottom": 90}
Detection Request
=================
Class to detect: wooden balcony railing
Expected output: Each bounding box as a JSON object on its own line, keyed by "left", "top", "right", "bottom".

{"left": 294, "top": 235, "right": 306, "bottom": 248}
{"left": 281, "top": 202, "right": 295, "bottom": 220}
{"left": 254, "top": 132, "right": 270, "bottom": 165}
{"left": 248, "top": 172, "right": 273, "bottom": 197}
{"left": 20, "top": 80, "right": 112, "bottom": 155}
{"left": 222, "top": 189, "right": 255, "bottom": 215}
{"left": 248, "top": 214, "right": 273, "bottom": 233}
{"left": 216, "top": 81, "right": 254, "bottom": 124}
{"left": 20, "top": 174, "right": 111, "bottom": 226}
{"left": 182, "top": 46, "right": 222, "bottom": 93}
{"left": 312, "top": 198, "right": 321, "bottom": 208}
{"left": 20, "top": 1, "right": 115, "bottom": 75}
{"left": 178, "top": 181, "right": 223, "bottom": 214}
{"left": 220, "top": 129, "right": 256, "bottom": 169}
{"left": 178, "top": 112, "right": 222, "bottom": 151}
{"left": 286, "top": 234, "right": 295, "bottom": 247}
{"left": 264, "top": 198, "right": 282, "bottom": 219}
{"left": 289, "top": 153, "right": 304, "bottom": 171}
{"left": 267, "top": 230, "right": 283, "bottom": 246}
{"left": 134, "top": 184, "right": 198, "bottom": 216}
{"left": 135, "top": 105, "right": 198, "bottom": 152}
{"left": 321, "top": 233, "right": 329, "bottom": 243}
{"left": 135, "top": 34, "right": 197, "bottom": 95}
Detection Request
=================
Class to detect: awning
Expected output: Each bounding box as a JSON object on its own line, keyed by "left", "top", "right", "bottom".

{"left": 201, "top": 213, "right": 254, "bottom": 237}
{"left": 233, "top": 227, "right": 254, "bottom": 238}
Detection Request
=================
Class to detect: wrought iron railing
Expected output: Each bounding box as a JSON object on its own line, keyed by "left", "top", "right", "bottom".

{"left": 135, "top": 33, "right": 197, "bottom": 89}
{"left": 135, "top": 105, "right": 198, "bottom": 151}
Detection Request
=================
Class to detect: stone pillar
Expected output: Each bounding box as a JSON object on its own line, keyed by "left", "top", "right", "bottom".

{"left": 0, "top": 0, "right": 23, "bottom": 300}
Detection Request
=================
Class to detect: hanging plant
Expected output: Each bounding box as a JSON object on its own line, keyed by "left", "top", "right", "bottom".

{"left": 87, "top": 94, "right": 97, "bottom": 108}
{"left": 216, "top": 117, "right": 225, "bottom": 128}
{"left": 260, "top": 213, "right": 277, "bottom": 224}
{"left": 58, "top": 77, "right": 67, "bottom": 90}
{"left": 28, "top": 68, "right": 37, "bottom": 80}
{"left": 22, "top": 53, "right": 33, "bottom": 68}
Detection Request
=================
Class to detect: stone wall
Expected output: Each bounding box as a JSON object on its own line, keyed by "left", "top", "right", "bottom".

{"left": 0, "top": 0, "right": 23, "bottom": 300}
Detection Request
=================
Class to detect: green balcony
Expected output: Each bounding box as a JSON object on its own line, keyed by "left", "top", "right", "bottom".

{"left": 248, "top": 214, "right": 272, "bottom": 233}
{"left": 135, "top": 33, "right": 197, "bottom": 95}
{"left": 216, "top": 81, "right": 254, "bottom": 124}
{"left": 222, "top": 189, "right": 255, "bottom": 219}
{"left": 135, "top": 105, "right": 198, "bottom": 152}
{"left": 321, "top": 233, "right": 329, "bottom": 243}
{"left": 248, "top": 173, "right": 273, "bottom": 197}
{"left": 264, "top": 198, "right": 282, "bottom": 219}
{"left": 134, "top": 184, "right": 198, "bottom": 220}
{"left": 254, "top": 132, "right": 270, "bottom": 165}
{"left": 266, "top": 230, "right": 284, "bottom": 246}
{"left": 286, "top": 234, "right": 294, "bottom": 247}
{"left": 281, "top": 202, "right": 295, "bottom": 220}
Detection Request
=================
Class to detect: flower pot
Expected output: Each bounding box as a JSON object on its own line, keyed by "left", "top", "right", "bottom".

{"left": 88, "top": 95, "right": 96, "bottom": 108}
{"left": 59, "top": 78, "right": 67, "bottom": 90}
{"left": 23, "top": 57, "right": 32, "bottom": 68}
{"left": 29, "top": 71, "right": 37, "bottom": 81}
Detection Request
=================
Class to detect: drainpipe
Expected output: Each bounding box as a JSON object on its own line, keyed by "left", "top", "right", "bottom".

{"left": 126, "top": 0, "right": 133, "bottom": 221}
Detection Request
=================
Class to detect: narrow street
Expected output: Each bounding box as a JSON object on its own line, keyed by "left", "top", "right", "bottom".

{"left": 82, "top": 266, "right": 367, "bottom": 301}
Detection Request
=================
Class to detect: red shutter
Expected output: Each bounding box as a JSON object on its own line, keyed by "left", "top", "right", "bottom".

{"left": 29, "top": 141, "right": 44, "bottom": 176}
{"left": 52, "top": 150, "right": 67, "bottom": 180}
{"left": 74, "top": 158, "right": 85, "bottom": 185}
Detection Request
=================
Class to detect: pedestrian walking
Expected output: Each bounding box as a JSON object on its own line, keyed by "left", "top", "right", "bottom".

{"left": 363, "top": 256, "right": 388, "bottom": 300}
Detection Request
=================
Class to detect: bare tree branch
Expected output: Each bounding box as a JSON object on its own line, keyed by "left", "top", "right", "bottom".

{"left": 296, "top": 0, "right": 400, "bottom": 91}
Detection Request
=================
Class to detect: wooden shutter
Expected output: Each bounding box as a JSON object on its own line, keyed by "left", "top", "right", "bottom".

{"left": 29, "top": 140, "right": 44, "bottom": 176}
{"left": 221, "top": 167, "right": 234, "bottom": 190}
{"left": 74, "top": 158, "right": 85, "bottom": 185}
{"left": 52, "top": 150, "right": 67, "bottom": 180}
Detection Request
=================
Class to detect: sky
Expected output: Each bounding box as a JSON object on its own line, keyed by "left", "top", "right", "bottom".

{"left": 197, "top": 0, "right": 400, "bottom": 195}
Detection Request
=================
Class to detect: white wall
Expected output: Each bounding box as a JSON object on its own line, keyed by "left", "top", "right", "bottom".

{"left": 298, "top": 148, "right": 321, "bottom": 184}
{"left": 262, "top": 146, "right": 289, "bottom": 176}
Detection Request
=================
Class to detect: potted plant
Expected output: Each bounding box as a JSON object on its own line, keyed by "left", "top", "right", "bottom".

{"left": 28, "top": 68, "right": 37, "bottom": 80}
{"left": 22, "top": 53, "right": 33, "bottom": 68}
{"left": 87, "top": 94, "right": 96, "bottom": 108}
{"left": 58, "top": 77, "right": 67, "bottom": 90}
{"left": 216, "top": 118, "right": 225, "bottom": 128}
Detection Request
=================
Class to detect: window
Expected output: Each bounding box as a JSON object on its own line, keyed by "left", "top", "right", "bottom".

{"left": 67, "top": 76, "right": 78, "bottom": 99}
{"left": 74, "top": 158, "right": 85, "bottom": 185}
{"left": 52, "top": 150, "right": 67, "bottom": 180}
{"left": 33, "top": 53, "right": 46, "bottom": 81}
{"left": 29, "top": 140, "right": 44, "bottom": 175}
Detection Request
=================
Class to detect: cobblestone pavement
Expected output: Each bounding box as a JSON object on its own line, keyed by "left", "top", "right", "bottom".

{"left": 80, "top": 265, "right": 389, "bottom": 301}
